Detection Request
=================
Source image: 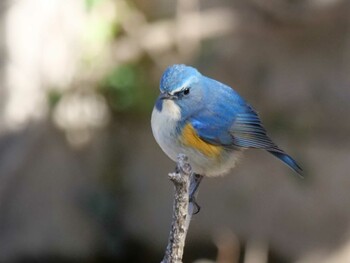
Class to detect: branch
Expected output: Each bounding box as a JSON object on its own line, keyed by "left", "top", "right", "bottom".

{"left": 161, "top": 154, "right": 197, "bottom": 263}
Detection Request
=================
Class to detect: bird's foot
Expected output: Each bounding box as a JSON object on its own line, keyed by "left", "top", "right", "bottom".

{"left": 189, "top": 195, "right": 201, "bottom": 215}
{"left": 188, "top": 173, "right": 203, "bottom": 215}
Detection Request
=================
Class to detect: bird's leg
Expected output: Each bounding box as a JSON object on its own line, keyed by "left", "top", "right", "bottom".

{"left": 189, "top": 174, "right": 203, "bottom": 214}
{"left": 190, "top": 173, "right": 203, "bottom": 198}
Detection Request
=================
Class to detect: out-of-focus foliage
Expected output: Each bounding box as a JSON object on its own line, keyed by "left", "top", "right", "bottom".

{"left": 47, "top": 89, "right": 62, "bottom": 109}
{"left": 85, "top": 0, "right": 104, "bottom": 10}
{"left": 44, "top": 0, "right": 159, "bottom": 146}
{"left": 83, "top": 0, "right": 121, "bottom": 63}
{"left": 100, "top": 64, "right": 156, "bottom": 115}
{"left": 48, "top": 0, "right": 157, "bottom": 120}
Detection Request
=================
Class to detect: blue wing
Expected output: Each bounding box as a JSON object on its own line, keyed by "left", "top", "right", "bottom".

{"left": 189, "top": 77, "right": 244, "bottom": 147}
{"left": 188, "top": 77, "right": 303, "bottom": 176}
{"left": 190, "top": 101, "right": 276, "bottom": 150}
{"left": 229, "top": 106, "right": 303, "bottom": 176}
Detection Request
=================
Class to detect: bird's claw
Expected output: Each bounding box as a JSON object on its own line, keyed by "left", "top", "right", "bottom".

{"left": 189, "top": 195, "right": 201, "bottom": 215}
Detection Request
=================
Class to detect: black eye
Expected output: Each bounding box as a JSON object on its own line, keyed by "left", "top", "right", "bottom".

{"left": 183, "top": 88, "right": 190, "bottom": 95}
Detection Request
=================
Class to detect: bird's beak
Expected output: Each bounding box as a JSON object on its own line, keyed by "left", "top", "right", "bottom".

{"left": 160, "top": 92, "right": 176, "bottom": 100}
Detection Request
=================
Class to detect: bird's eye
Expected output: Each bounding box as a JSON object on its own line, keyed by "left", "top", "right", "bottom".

{"left": 183, "top": 88, "right": 190, "bottom": 95}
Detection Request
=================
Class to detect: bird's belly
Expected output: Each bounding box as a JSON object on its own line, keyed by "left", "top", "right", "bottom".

{"left": 151, "top": 105, "right": 242, "bottom": 177}
{"left": 183, "top": 147, "right": 242, "bottom": 177}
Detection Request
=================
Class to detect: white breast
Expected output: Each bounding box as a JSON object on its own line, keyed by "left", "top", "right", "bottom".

{"left": 151, "top": 100, "right": 182, "bottom": 162}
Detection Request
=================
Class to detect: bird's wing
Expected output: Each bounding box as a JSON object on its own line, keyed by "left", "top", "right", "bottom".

{"left": 189, "top": 114, "right": 234, "bottom": 147}
{"left": 189, "top": 104, "right": 303, "bottom": 175}
{"left": 190, "top": 102, "right": 282, "bottom": 152}
{"left": 186, "top": 77, "right": 303, "bottom": 175}
{"left": 229, "top": 105, "right": 281, "bottom": 151}
{"left": 189, "top": 76, "right": 281, "bottom": 151}
{"left": 230, "top": 106, "right": 303, "bottom": 175}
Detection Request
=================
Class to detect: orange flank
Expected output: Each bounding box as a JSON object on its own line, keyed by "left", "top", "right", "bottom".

{"left": 181, "top": 123, "right": 222, "bottom": 158}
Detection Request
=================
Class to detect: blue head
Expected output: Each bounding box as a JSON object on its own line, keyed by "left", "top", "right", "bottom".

{"left": 156, "top": 64, "right": 204, "bottom": 118}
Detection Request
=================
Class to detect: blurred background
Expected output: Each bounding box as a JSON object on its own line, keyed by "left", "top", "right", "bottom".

{"left": 0, "top": 0, "right": 350, "bottom": 262}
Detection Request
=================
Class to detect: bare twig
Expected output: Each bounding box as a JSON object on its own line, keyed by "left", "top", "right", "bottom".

{"left": 161, "top": 154, "right": 198, "bottom": 263}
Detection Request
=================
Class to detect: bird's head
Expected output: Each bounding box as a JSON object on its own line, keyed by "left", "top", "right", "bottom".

{"left": 156, "top": 64, "right": 203, "bottom": 118}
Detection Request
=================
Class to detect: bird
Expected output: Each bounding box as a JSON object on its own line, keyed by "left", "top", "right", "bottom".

{"left": 151, "top": 64, "right": 303, "bottom": 182}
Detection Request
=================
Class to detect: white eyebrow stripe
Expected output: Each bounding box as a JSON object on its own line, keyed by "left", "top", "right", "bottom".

{"left": 168, "top": 77, "right": 194, "bottom": 95}
{"left": 169, "top": 86, "right": 186, "bottom": 95}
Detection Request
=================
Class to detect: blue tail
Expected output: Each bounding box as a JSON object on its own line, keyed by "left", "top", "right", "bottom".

{"left": 268, "top": 150, "right": 303, "bottom": 177}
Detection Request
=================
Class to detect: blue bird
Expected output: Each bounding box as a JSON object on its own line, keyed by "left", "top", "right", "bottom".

{"left": 151, "top": 64, "right": 302, "bottom": 181}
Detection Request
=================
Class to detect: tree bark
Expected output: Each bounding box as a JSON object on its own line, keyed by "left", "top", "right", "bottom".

{"left": 161, "top": 154, "right": 196, "bottom": 263}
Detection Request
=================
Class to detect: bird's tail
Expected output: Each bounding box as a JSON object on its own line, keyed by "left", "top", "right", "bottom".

{"left": 268, "top": 150, "right": 303, "bottom": 177}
